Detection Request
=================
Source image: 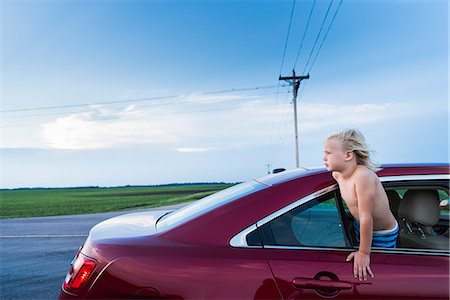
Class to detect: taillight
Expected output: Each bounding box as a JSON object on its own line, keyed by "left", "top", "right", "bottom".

{"left": 63, "top": 251, "right": 96, "bottom": 292}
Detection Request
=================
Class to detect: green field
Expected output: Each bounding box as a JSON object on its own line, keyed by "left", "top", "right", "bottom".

{"left": 0, "top": 183, "right": 233, "bottom": 219}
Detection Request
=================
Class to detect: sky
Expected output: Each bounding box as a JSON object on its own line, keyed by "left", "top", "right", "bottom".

{"left": 1, "top": 0, "right": 448, "bottom": 188}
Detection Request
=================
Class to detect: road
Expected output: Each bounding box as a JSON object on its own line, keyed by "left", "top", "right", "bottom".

{"left": 0, "top": 204, "right": 186, "bottom": 300}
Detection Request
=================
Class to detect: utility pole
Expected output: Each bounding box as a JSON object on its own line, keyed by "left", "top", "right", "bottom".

{"left": 265, "top": 164, "right": 271, "bottom": 175}
{"left": 279, "top": 70, "right": 309, "bottom": 168}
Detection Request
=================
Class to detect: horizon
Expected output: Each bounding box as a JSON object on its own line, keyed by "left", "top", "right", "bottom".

{"left": 3, "top": 162, "right": 450, "bottom": 190}
{"left": 0, "top": 181, "right": 236, "bottom": 191}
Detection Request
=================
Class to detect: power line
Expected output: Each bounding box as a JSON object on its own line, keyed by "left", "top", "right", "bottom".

{"left": 1, "top": 95, "right": 180, "bottom": 114}
{"left": 291, "top": 0, "right": 343, "bottom": 96}
{"left": 306, "top": 0, "right": 344, "bottom": 74}
{"left": 293, "top": 0, "right": 317, "bottom": 70}
{"left": 1, "top": 84, "right": 278, "bottom": 114}
{"left": 2, "top": 99, "right": 283, "bottom": 128}
{"left": 302, "top": 0, "right": 335, "bottom": 74}
{"left": 278, "top": 0, "right": 297, "bottom": 77}
{"left": 281, "top": 0, "right": 342, "bottom": 108}
{"left": 2, "top": 89, "right": 284, "bottom": 121}
{"left": 268, "top": 0, "right": 344, "bottom": 169}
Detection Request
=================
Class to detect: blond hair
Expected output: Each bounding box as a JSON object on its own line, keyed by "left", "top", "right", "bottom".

{"left": 327, "top": 129, "right": 378, "bottom": 171}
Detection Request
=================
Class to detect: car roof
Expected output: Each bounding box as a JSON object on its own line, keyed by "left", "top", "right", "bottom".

{"left": 255, "top": 167, "right": 326, "bottom": 187}
{"left": 256, "top": 163, "right": 450, "bottom": 187}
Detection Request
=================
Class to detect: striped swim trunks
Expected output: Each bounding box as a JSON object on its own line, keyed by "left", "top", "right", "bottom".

{"left": 354, "top": 221, "right": 399, "bottom": 248}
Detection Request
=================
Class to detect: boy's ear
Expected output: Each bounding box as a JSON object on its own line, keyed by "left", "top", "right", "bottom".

{"left": 344, "top": 150, "right": 354, "bottom": 161}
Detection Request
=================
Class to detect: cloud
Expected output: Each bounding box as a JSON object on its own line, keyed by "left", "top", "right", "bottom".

{"left": 40, "top": 105, "right": 187, "bottom": 149}
{"left": 39, "top": 96, "right": 278, "bottom": 150}
{"left": 297, "top": 102, "right": 402, "bottom": 130}
{"left": 39, "top": 97, "right": 441, "bottom": 150}
{"left": 293, "top": 99, "right": 443, "bottom": 133}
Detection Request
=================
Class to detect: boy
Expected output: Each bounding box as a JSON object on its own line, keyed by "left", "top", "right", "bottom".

{"left": 323, "top": 129, "right": 398, "bottom": 281}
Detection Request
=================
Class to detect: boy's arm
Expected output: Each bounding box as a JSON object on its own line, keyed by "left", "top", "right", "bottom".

{"left": 346, "top": 171, "right": 375, "bottom": 281}
{"left": 356, "top": 173, "right": 375, "bottom": 255}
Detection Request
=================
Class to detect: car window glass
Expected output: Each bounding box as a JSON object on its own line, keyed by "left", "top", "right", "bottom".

{"left": 157, "top": 180, "right": 267, "bottom": 230}
{"left": 260, "top": 193, "right": 347, "bottom": 247}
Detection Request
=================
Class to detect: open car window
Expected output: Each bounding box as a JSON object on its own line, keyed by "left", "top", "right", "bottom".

{"left": 384, "top": 180, "right": 449, "bottom": 251}
{"left": 256, "top": 192, "right": 349, "bottom": 248}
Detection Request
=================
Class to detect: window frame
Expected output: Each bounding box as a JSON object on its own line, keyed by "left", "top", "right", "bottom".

{"left": 229, "top": 174, "right": 450, "bottom": 257}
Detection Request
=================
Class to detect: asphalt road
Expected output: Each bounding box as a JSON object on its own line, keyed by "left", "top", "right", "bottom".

{"left": 0, "top": 204, "right": 186, "bottom": 300}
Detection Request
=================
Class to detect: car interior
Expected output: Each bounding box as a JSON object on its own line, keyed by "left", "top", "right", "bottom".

{"left": 343, "top": 182, "right": 449, "bottom": 251}
{"left": 388, "top": 188, "right": 449, "bottom": 250}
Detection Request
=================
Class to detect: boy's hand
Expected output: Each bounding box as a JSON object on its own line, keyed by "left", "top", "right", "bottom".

{"left": 346, "top": 251, "right": 374, "bottom": 281}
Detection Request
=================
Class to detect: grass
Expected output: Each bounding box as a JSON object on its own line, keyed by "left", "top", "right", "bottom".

{"left": 0, "top": 184, "right": 233, "bottom": 219}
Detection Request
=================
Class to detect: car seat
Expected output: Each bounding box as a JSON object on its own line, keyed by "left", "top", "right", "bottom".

{"left": 386, "top": 190, "right": 402, "bottom": 218}
{"left": 397, "top": 189, "right": 448, "bottom": 250}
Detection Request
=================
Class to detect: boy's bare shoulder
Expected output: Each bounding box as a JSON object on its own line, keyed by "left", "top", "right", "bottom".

{"left": 353, "top": 165, "right": 377, "bottom": 183}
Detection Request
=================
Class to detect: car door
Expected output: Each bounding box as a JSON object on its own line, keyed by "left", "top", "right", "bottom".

{"left": 257, "top": 189, "right": 449, "bottom": 300}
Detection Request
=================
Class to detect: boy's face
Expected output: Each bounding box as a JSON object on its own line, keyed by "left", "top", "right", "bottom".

{"left": 323, "top": 138, "right": 347, "bottom": 172}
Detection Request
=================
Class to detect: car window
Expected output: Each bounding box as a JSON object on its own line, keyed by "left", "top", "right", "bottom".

{"left": 384, "top": 181, "right": 449, "bottom": 251}
{"left": 259, "top": 192, "right": 347, "bottom": 248}
{"left": 157, "top": 180, "right": 267, "bottom": 230}
{"left": 246, "top": 179, "right": 449, "bottom": 252}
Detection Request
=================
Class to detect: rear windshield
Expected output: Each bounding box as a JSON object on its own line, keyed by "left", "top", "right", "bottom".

{"left": 156, "top": 180, "right": 267, "bottom": 230}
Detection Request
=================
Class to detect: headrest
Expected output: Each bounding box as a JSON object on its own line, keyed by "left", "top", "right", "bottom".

{"left": 398, "top": 189, "right": 440, "bottom": 226}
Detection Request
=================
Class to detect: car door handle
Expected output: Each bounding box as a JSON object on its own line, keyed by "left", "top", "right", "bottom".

{"left": 292, "top": 278, "right": 353, "bottom": 290}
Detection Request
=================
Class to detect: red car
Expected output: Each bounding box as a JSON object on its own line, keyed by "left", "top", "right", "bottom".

{"left": 59, "top": 164, "right": 449, "bottom": 299}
